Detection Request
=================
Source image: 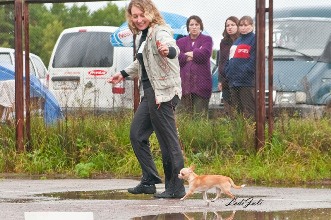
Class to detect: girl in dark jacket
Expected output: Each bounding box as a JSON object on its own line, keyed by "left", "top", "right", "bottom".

{"left": 218, "top": 16, "right": 240, "bottom": 116}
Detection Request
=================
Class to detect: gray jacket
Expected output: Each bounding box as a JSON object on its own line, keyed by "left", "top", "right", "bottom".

{"left": 124, "top": 24, "right": 182, "bottom": 103}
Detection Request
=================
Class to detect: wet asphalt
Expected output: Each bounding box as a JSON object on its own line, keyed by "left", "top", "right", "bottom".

{"left": 0, "top": 178, "right": 330, "bottom": 220}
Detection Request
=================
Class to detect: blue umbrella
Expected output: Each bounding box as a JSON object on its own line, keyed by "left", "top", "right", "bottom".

{"left": 0, "top": 64, "right": 63, "bottom": 125}
{"left": 110, "top": 11, "right": 188, "bottom": 47}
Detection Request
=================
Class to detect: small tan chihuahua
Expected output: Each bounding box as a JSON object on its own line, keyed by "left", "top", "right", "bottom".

{"left": 178, "top": 165, "right": 245, "bottom": 204}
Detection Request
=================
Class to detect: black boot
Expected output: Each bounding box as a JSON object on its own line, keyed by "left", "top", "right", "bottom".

{"left": 154, "top": 177, "right": 185, "bottom": 199}
{"left": 128, "top": 182, "right": 156, "bottom": 194}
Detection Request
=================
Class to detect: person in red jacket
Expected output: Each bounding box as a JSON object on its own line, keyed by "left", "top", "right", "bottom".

{"left": 176, "top": 15, "right": 213, "bottom": 117}
{"left": 218, "top": 16, "right": 240, "bottom": 116}
{"left": 225, "top": 15, "right": 256, "bottom": 119}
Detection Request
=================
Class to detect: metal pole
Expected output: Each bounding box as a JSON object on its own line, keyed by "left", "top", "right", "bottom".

{"left": 255, "top": 0, "right": 266, "bottom": 150}
{"left": 14, "top": 0, "right": 25, "bottom": 152}
{"left": 24, "top": 1, "right": 32, "bottom": 151}
{"left": 268, "top": 0, "right": 274, "bottom": 140}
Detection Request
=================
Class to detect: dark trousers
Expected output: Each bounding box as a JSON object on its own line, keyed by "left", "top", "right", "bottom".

{"left": 130, "top": 87, "right": 185, "bottom": 194}
{"left": 222, "top": 88, "right": 232, "bottom": 116}
{"left": 178, "top": 93, "right": 210, "bottom": 117}
{"left": 230, "top": 86, "right": 256, "bottom": 119}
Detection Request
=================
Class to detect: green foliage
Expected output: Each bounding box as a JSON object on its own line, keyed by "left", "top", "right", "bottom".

{"left": 75, "top": 162, "right": 95, "bottom": 178}
{"left": 0, "top": 5, "right": 14, "bottom": 47}
{"left": 0, "top": 111, "right": 330, "bottom": 186}
{"left": 90, "top": 3, "right": 126, "bottom": 27}
{"left": 0, "top": 3, "right": 127, "bottom": 66}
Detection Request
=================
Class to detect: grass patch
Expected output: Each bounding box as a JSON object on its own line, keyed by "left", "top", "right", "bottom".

{"left": 0, "top": 111, "right": 330, "bottom": 186}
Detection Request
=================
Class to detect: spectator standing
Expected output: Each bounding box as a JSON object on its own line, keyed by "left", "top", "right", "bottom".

{"left": 176, "top": 15, "right": 213, "bottom": 116}
{"left": 107, "top": 0, "right": 185, "bottom": 199}
{"left": 225, "top": 15, "right": 256, "bottom": 119}
{"left": 218, "top": 16, "right": 240, "bottom": 116}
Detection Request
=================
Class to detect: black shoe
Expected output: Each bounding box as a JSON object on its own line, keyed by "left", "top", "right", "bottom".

{"left": 140, "top": 176, "right": 162, "bottom": 185}
{"left": 154, "top": 190, "right": 186, "bottom": 199}
{"left": 128, "top": 183, "right": 156, "bottom": 194}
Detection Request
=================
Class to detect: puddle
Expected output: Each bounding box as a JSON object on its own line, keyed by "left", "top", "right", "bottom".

{"left": 36, "top": 190, "right": 331, "bottom": 220}
{"left": 40, "top": 190, "right": 246, "bottom": 200}
{"left": 9, "top": 190, "right": 330, "bottom": 219}
{"left": 0, "top": 198, "right": 35, "bottom": 203}
{"left": 131, "top": 209, "right": 331, "bottom": 220}
{"left": 40, "top": 190, "right": 155, "bottom": 200}
{"left": 0, "top": 197, "right": 57, "bottom": 203}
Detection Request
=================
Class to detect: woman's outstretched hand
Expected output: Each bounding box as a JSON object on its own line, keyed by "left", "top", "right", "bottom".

{"left": 107, "top": 72, "right": 123, "bottom": 84}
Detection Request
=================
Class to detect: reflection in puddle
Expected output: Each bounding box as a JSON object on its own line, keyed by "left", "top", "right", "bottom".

{"left": 131, "top": 209, "right": 331, "bottom": 220}
{"left": 131, "top": 211, "right": 236, "bottom": 220}
{"left": 41, "top": 190, "right": 154, "bottom": 200}
{"left": 40, "top": 190, "right": 217, "bottom": 200}
{"left": 37, "top": 190, "right": 331, "bottom": 219}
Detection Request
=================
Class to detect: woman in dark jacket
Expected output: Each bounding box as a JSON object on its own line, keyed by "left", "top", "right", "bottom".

{"left": 218, "top": 16, "right": 240, "bottom": 115}
{"left": 176, "top": 15, "right": 213, "bottom": 116}
{"left": 225, "top": 16, "right": 256, "bottom": 119}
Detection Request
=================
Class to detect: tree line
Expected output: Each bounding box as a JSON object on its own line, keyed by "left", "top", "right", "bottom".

{"left": 0, "top": 2, "right": 126, "bottom": 66}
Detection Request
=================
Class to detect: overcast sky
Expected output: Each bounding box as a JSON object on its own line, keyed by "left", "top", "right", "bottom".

{"left": 66, "top": 0, "right": 331, "bottom": 47}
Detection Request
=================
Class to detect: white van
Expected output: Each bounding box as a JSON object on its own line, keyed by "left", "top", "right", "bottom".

{"left": 48, "top": 26, "right": 134, "bottom": 111}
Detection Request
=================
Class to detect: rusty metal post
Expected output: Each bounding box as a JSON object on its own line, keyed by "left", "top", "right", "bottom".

{"left": 14, "top": 0, "right": 25, "bottom": 152}
{"left": 268, "top": 0, "right": 274, "bottom": 140}
{"left": 24, "top": 1, "right": 32, "bottom": 151}
{"left": 255, "top": 0, "right": 266, "bottom": 150}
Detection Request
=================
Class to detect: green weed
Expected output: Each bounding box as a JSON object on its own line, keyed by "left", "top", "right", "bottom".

{"left": 0, "top": 111, "right": 330, "bottom": 186}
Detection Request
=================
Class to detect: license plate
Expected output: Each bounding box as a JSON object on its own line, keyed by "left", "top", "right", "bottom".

{"left": 52, "top": 81, "right": 79, "bottom": 90}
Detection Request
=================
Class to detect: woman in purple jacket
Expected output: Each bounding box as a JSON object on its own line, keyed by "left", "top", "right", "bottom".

{"left": 176, "top": 15, "right": 213, "bottom": 116}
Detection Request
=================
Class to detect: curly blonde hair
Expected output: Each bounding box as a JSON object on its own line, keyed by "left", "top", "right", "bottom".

{"left": 126, "top": 0, "right": 166, "bottom": 34}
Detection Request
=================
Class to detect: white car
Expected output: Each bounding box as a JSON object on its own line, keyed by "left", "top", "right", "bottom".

{"left": 0, "top": 47, "right": 48, "bottom": 86}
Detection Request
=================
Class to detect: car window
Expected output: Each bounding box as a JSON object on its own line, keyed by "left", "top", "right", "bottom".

{"left": 27, "top": 59, "right": 37, "bottom": 77}
{"left": 270, "top": 19, "right": 331, "bottom": 57}
{"left": 0, "top": 53, "right": 13, "bottom": 65}
{"left": 52, "top": 32, "right": 114, "bottom": 68}
{"left": 31, "top": 56, "right": 47, "bottom": 79}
